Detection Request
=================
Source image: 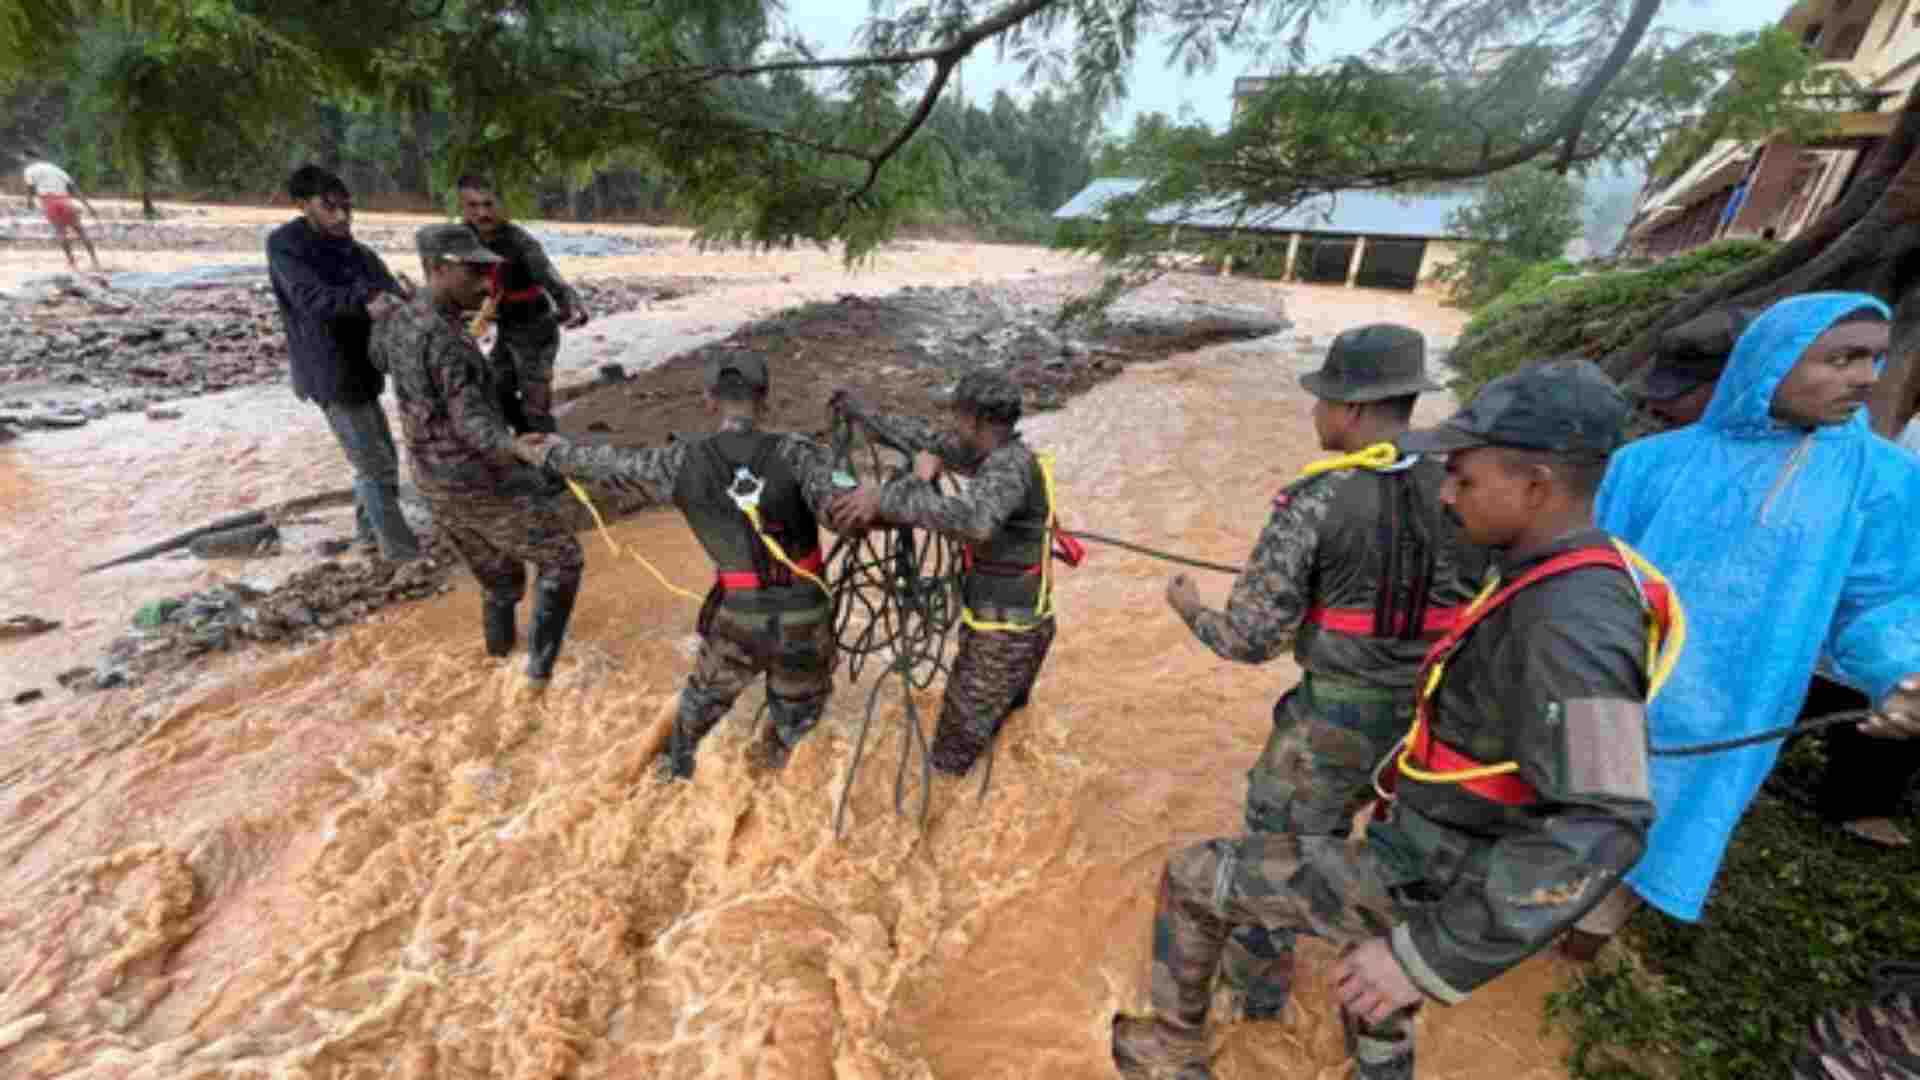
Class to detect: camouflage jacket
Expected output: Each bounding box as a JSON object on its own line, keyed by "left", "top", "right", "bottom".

{"left": 370, "top": 296, "right": 526, "bottom": 499}
{"left": 863, "top": 408, "right": 1050, "bottom": 611}
{"left": 1385, "top": 527, "right": 1655, "bottom": 1003}
{"left": 545, "top": 417, "right": 840, "bottom": 581}
{"left": 478, "top": 223, "right": 581, "bottom": 326}
{"left": 1181, "top": 456, "right": 1488, "bottom": 689}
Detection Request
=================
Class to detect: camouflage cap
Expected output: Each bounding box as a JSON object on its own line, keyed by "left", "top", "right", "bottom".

{"left": 1641, "top": 306, "right": 1756, "bottom": 401}
{"left": 1299, "top": 323, "right": 1441, "bottom": 403}
{"left": 1400, "top": 356, "right": 1628, "bottom": 458}
{"left": 703, "top": 350, "right": 769, "bottom": 392}
{"left": 947, "top": 369, "right": 1023, "bottom": 422}
{"left": 415, "top": 223, "right": 505, "bottom": 265}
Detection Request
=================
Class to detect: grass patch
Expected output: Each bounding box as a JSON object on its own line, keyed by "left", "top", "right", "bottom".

{"left": 1448, "top": 240, "right": 1776, "bottom": 399}
{"left": 1550, "top": 736, "right": 1920, "bottom": 1079}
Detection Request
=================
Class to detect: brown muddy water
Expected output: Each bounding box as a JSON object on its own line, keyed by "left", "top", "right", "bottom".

{"left": 0, "top": 260, "right": 1573, "bottom": 1077}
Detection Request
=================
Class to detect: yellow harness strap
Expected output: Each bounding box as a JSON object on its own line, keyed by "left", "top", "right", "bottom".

{"left": 566, "top": 478, "right": 705, "bottom": 604}
{"left": 1298, "top": 442, "right": 1401, "bottom": 478}
{"left": 961, "top": 450, "right": 1058, "bottom": 633}
{"left": 739, "top": 504, "right": 832, "bottom": 598}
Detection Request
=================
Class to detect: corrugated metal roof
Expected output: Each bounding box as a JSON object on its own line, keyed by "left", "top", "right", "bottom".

{"left": 1053, "top": 177, "right": 1476, "bottom": 239}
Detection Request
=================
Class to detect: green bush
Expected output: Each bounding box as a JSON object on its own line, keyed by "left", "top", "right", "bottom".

{"left": 1448, "top": 239, "right": 1775, "bottom": 400}
{"left": 1549, "top": 737, "right": 1920, "bottom": 1079}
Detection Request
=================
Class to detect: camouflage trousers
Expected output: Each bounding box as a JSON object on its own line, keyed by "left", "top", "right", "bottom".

{"left": 673, "top": 595, "right": 838, "bottom": 776}
{"left": 1793, "top": 991, "right": 1920, "bottom": 1079}
{"left": 430, "top": 493, "right": 584, "bottom": 602}
{"left": 490, "top": 320, "right": 561, "bottom": 434}
{"left": 1153, "top": 832, "right": 1416, "bottom": 1071}
{"left": 932, "top": 616, "right": 1056, "bottom": 775}
{"left": 1227, "top": 676, "right": 1412, "bottom": 1020}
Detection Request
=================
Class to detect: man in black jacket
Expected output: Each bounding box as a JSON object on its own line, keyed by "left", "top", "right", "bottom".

{"left": 266, "top": 164, "right": 420, "bottom": 561}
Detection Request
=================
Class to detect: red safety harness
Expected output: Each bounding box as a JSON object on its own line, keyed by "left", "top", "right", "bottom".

{"left": 1381, "top": 542, "right": 1679, "bottom": 807}
{"left": 1304, "top": 605, "right": 1463, "bottom": 638}
{"left": 489, "top": 264, "right": 543, "bottom": 304}
{"left": 714, "top": 549, "right": 825, "bottom": 591}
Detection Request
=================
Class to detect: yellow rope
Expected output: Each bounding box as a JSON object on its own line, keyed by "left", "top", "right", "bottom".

{"left": 740, "top": 505, "right": 831, "bottom": 598}
{"left": 961, "top": 450, "right": 1058, "bottom": 633}
{"left": 564, "top": 478, "right": 706, "bottom": 604}
{"left": 1298, "top": 441, "right": 1400, "bottom": 478}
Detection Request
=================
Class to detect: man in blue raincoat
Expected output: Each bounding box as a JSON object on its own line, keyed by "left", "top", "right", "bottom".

{"left": 1580, "top": 292, "right": 1920, "bottom": 946}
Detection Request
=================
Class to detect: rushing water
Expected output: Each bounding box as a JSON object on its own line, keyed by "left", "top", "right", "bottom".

{"left": 0, "top": 270, "right": 1574, "bottom": 1078}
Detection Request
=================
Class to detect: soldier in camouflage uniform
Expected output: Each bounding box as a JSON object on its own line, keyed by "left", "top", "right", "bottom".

{"left": 1113, "top": 359, "right": 1667, "bottom": 1080}
{"left": 827, "top": 372, "right": 1058, "bottom": 776}
{"left": 1165, "top": 323, "right": 1487, "bottom": 1026}
{"left": 1794, "top": 964, "right": 1920, "bottom": 1080}
{"left": 457, "top": 175, "right": 588, "bottom": 435}
{"left": 516, "top": 351, "right": 843, "bottom": 777}
{"left": 371, "top": 224, "right": 585, "bottom": 699}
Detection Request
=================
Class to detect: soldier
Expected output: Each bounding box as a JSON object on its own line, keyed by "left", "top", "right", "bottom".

{"left": 1112, "top": 358, "right": 1674, "bottom": 1080}
{"left": 372, "top": 224, "right": 585, "bottom": 700}
{"left": 457, "top": 174, "right": 589, "bottom": 435}
{"left": 1164, "top": 323, "right": 1487, "bottom": 1025}
{"left": 1625, "top": 306, "right": 1755, "bottom": 437}
{"left": 827, "top": 371, "right": 1058, "bottom": 776}
{"left": 1793, "top": 964, "right": 1920, "bottom": 1079}
{"left": 514, "top": 351, "right": 841, "bottom": 777}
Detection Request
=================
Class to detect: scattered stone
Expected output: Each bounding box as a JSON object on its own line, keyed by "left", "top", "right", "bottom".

{"left": 586, "top": 421, "right": 612, "bottom": 433}
{"left": 55, "top": 665, "right": 95, "bottom": 689}
{"left": 598, "top": 363, "right": 627, "bottom": 383}
{"left": 187, "top": 522, "right": 281, "bottom": 559}
{"left": 145, "top": 406, "right": 183, "bottom": 421}
{"left": 12, "top": 688, "right": 43, "bottom": 705}
{"left": 0, "top": 614, "right": 60, "bottom": 640}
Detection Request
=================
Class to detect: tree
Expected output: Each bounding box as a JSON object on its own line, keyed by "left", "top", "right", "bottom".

{"left": 1441, "top": 165, "right": 1584, "bottom": 305}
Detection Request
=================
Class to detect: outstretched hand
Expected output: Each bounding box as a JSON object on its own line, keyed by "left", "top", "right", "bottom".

{"left": 829, "top": 485, "right": 881, "bottom": 533}
{"left": 1333, "top": 939, "right": 1424, "bottom": 1026}
{"left": 514, "top": 432, "right": 564, "bottom": 468}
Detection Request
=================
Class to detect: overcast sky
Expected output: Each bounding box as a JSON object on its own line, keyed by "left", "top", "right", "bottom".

{"left": 780, "top": 0, "right": 1796, "bottom": 132}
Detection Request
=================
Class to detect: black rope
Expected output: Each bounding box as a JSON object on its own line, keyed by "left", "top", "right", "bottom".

{"left": 826, "top": 412, "right": 966, "bottom": 837}
{"left": 1650, "top": 710, "right": 1880, "bottom": 757}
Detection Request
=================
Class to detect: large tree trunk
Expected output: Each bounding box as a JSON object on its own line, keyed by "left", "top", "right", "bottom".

{"left": 1602, "top": 97, "right": 1920, "bottom": 435}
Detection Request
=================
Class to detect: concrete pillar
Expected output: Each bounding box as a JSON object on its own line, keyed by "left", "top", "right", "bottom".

{"left": 1346, "top": 236, "right": 1369, "bottom": 287}
{"left": 1284, "top": 233, "right": 1301, "bottom": 280}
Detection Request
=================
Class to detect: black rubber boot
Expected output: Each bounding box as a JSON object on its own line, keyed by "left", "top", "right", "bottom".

{"left": 525, "top": 577, "right": 579, "bottom": 682}
{"left": 483, "top": 595, "right": 517, "bottom": 658}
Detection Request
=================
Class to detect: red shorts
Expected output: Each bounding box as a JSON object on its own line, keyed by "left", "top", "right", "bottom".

{"left": 39, "top": 195, "right": 79, "bottom": 229}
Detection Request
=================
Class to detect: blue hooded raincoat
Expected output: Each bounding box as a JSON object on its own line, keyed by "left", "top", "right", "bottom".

{"left": 1597, "top": 291, "right": 1920, "bottom": 921}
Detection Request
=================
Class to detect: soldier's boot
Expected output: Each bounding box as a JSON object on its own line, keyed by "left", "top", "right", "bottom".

{"left": 512, "top": 576, "right": 578, "bottom": 703}
{"left": 482, "top": 594, "right": 518, "bottom": 658}
{"left": 747, "top": 692, "right": 826, "bottom": 773}
{"left": 661, "top": 694, "right": 728, "bottom": 781}
{"left": 1343, "top": 1008, "right": 1415, "bottom": 1080}
{"left": 1111, "top": 1015, "right": 1211, "bottom": 1080}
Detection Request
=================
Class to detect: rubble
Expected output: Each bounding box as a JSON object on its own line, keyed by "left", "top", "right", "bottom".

{"left": 0, "top": 276, "right": 687, "bottom": 432}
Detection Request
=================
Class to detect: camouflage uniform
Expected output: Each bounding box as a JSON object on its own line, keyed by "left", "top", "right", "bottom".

{"left": 1177, "top": 323, "right": 1487, "bottom": 1023}
{"left": 475, "top": 223, "right": 583, "bottom": 435}
{"left": 371, "top": 233, "right": 584, "bottom": 682}
{"left": 542, "top": 401, "right": 842, "bottom": 777}
{"left": 1794, "top": 986, "right": 1920, "bottom": 1079}
{"left": 860, "top": 403, "right": 1056, "bottom": 776}
{"left": 1117, "top": 359, "right": 1660, "bottom": 1080}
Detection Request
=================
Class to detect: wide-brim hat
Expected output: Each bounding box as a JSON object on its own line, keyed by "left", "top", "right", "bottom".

{"left": 1299, "top": 323, "right": 1442, "bottom": 402}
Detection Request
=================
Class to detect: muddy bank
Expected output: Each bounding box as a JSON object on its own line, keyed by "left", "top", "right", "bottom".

{"left": 0, "top": 275, "right": 697, "bottom": 432}
{"left": 0, "top": 213, "right": 669, "bottom": 257}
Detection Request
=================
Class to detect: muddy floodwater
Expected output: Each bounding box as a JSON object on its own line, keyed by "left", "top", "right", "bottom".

{"left": 0, "top": 214, "right": 1579, "bottom": 1078}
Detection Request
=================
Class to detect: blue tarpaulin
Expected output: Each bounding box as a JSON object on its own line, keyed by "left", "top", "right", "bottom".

{"left": 1597, "top": 291, "right": 1920, "bottom": 921}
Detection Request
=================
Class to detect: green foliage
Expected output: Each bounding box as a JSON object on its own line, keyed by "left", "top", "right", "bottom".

{"left": 1449, "top": 239, "right": 1774, "bottom": 399}
{"left": 1439, "top": 165, "right": 1584, "bottom": 307}
{"left": 1550, "top": 740, "right": 1920, "bottom": 1079}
